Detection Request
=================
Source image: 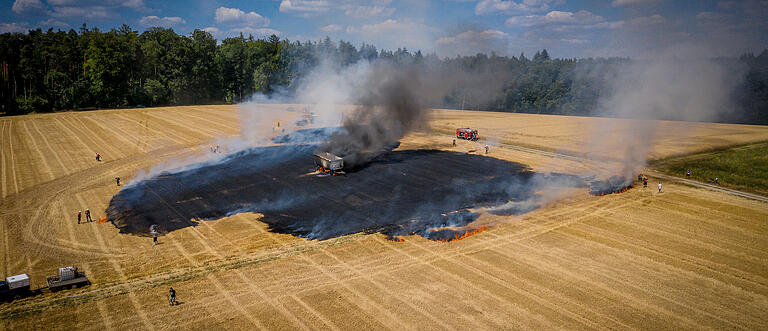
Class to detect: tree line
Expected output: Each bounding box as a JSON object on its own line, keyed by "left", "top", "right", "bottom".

{"left": 1, "top": 25, "right": 766, "bottom": 124}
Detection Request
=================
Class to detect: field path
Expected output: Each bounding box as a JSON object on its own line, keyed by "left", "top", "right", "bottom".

{"left": 649, "top": 171, "right": 768, "bottom": 202}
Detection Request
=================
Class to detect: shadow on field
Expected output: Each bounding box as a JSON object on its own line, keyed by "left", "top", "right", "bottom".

{"left": 107, "top": 145, "right": 582, "bottom": 241}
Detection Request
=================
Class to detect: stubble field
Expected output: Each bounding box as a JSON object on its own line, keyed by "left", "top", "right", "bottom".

{"left": 1, "top": 105, "right": 767, "bottom": 329}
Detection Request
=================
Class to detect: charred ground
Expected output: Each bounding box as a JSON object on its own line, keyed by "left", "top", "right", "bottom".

{"left": 106, "top": 144, "right": 582, "bottom": 241}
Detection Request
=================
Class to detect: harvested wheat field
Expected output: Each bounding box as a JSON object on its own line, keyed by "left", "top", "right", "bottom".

{"left": 1, "top": 105, "right": 768, "bottom": 329}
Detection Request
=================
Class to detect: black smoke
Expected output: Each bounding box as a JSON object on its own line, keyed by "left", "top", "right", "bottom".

{"left": 315, "top": 63, "right": 429, "bottom": 168}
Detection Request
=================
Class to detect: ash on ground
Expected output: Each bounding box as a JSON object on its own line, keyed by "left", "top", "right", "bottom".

{"left": 107, "top": 143, "right": 585, "bottom": 241}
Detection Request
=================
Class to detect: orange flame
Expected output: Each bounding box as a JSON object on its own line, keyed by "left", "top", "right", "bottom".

{"left": 593, "top": 185, "right": 632, "bottom": 196}
{"left": 438, "top": 224, "right": 488, "bottom": 242}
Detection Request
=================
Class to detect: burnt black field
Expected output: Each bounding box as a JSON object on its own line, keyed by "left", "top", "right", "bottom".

{"left": 107, "top": 142, "right": 584, "bottom": 241}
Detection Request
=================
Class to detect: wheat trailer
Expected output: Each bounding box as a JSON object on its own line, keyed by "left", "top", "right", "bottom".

{"left": 314, "top": 152, "right": 345, "bottom": 175}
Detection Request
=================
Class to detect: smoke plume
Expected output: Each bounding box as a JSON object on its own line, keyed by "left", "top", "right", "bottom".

{"left": 316, "top": 63, "right": 429, "bottom": 167}
{"left": 585, "top": 55, "right": 745, "bottom": 182}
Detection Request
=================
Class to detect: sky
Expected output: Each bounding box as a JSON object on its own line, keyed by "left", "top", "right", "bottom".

{"left": 2, "top": 0, "right": 767, "bottom": 58}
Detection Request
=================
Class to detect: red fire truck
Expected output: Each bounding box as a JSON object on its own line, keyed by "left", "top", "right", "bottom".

{"left": 456, "top": 128, "right": 478, "bottom": 141}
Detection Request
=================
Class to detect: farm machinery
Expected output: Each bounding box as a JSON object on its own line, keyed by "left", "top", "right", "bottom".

{"left": 314, "top": 152, "right": 345, "bottom": 175}
{"left": 46, "top": 266, "right": 90, "bottom": 291}
{"left": 0, "top": 266, "right": 90, "bottom": 302}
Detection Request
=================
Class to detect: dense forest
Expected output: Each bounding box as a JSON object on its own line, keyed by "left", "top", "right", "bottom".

{"left": 1, "top": 25, "right": 767, "bottom": 124}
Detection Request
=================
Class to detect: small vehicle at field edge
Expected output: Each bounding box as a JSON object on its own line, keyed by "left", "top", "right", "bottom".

{"left": 0, "top": 274, "right": 31, "bottom": 301}
{"left": 46, "top": 266, "right": 90, "bottom": 292}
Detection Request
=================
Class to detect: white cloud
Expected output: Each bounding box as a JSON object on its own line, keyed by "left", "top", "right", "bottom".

{"left": 320, "top": 24, "right": 342, "bottom": 32}
{"left": 121, "top": 0, "right": 146, "bottom": 10}
{"left": 139, "top": 16, "right": 186, "bottom": 28}
{"left": 0, "top": 22, "right": 29, "bottom": 33}
{"left": 280, "top": 1, "right": 395, "bottom": 18}
{"left": 47, "top": 0, "right": 148, "bottom": 11}
{"left": 12, "top": 0, "right": 44, "bottom": 14}
{"left": 475, "top": 0, "right": 558, "bottom": 15}
{"left": 436, "top": 29, "right": 507, "bottom": 45}
{"left": 625, "top": 14, "right": 668, "bottom": 27}
{"left": 279, "top": 0, "right": 332, "bottom": 16}
{"left": 344, "top": 5, "right": 395, "bottom": 18}
{"left": 346, "top": 19, "right": 435, "bottom": 51}
{"left": 202, "top": 27, "right": 220, "bottom": 34}
{"left": 49, "top": 6, "right": 111, "bottom": 20}
{"left": 561, "top": 38, "right": 589, "bottom": 44}
{"left": 611, "top": 0, "right": 659, "bottom": 7}
{"left": 696, "top": 11, "right": 730, "bottom": 21}
{"left": 215, "top": 7, "right": 270, "bottom": 27}
{"left": 40, "top": 1, "right": 150, "bottom": 21}
{"left": 39, "top": 18, "right": 69, "bottom": 28}
{"left": 506, "top": 10, "right": 605, "bottom": 27}
{"left": 47, "top": 0, "right": 144, "bottom": 7}
{"left": 435, "top": 29, "right": 511, "bottom": 56}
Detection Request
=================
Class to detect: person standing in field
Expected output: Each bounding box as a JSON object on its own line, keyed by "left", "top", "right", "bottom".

{"left": 169, "top": 287, "right": 176, "bottom": 306}
{"left": 85, "top": 209, "right": 92, "bottom": 222}
{"left": 95, "top": 153, "right": 101, "bottom": 162}
{"left": 658, "top": 183, "right": 662, "bottom": 193}
{"left": 77, "top": 211, "right": 82, "bottom": 224}
{"left": 485, "top": 145, "right": 489, "bottom": 154}
{"left": 116, "top": 176, "right": 120, "bottom": 186}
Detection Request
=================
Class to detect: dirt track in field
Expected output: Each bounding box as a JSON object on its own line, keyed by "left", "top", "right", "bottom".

{"left": 1, "top": 106, "right": 768, "bottom": 329}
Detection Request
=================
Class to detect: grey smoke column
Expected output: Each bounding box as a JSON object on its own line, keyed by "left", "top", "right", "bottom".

{"left": 317, "top": 62, "right": 429, "bottom": 167}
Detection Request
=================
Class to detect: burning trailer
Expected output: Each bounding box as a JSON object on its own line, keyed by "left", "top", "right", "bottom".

{"left": 456, "top": 128, "right": 479, "bottom": 141}
{"left": 314, "top": 152, "right": 345, "bottom": 175}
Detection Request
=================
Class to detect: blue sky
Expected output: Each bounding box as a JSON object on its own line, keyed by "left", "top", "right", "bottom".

{"left": 2, "top": 0, "right": 767, "bottom": 58}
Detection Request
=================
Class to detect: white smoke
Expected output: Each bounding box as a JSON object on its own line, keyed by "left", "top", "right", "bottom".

{"left": 584, "top": 54, "right": 745, "bottom": 180}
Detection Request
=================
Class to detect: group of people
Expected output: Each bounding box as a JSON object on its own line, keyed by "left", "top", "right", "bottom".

{"left": 637, "top": 174, "right": 649, "bottom": 188}
{"left": 637, "top": 174, "right": 663, "bottom": 192}
{"left": 210, "top": 145, "right": 221, "bottom": 153}
{"left": 451, "top": 139, "right": 490, "bottom": 154}
{"left": 77, "top": 209, "right": 93, "bottom": 224}
{"left": 94, "top": 150, "right": 177, "bottom": 308}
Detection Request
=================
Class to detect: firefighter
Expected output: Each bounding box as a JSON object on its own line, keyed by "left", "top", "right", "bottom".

{"left": 485, "top": 145, "right": 489, "bottom": 154}
{"left": 77, "top": 211, "right": 82, "bottom": 224}
{"left": 85, "top": 209, "right": 92, "bottom": 222}
{"left": 169, "top": 287, "right": 176, "bottom": 306}
{"left": 658, "top": 183, "right": 662, "bottom": 193}
{"left": 116, "top": 176, "right": 120, "bottom": 186}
